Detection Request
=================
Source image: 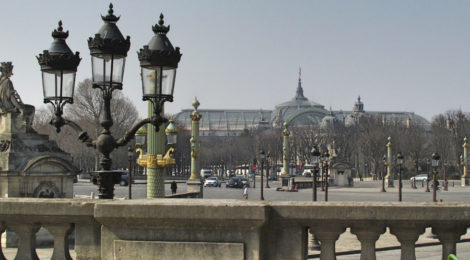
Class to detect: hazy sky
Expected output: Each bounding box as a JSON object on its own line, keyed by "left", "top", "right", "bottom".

{"left": 1, "top": 0, "right": 469, "bottom": 121}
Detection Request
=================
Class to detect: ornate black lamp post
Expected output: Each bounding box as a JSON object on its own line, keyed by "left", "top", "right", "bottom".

{"left": 425, "top": 159, "right": 431, "bottom": 192}
{"left": 266, "top": 152, "right": 271, "bottom": 188}
{"left": 127, "top": 147, "right": 133, "bottom": 199}
{"left": 310, "top": 146, "right": 320, "bottom": 201}
{"left": 37, "top": 4, "right": 181, "bottom": 199}
{"left": 431, "top": 152, "right": 440, "bottom": 202}
{"left": 443, "top": 159, "right": 448, "bottom": 191}
{"left": 259, "top": 150, "right": 265, "bottom": 200}
{"left": 381, "top": 155, "right": 386, "bottom": 192}
{"left": 396, "top": 152, "right": 404, "bottom": 202}
{"left": 322, "top": 150, "right": 330, "bottom": 202}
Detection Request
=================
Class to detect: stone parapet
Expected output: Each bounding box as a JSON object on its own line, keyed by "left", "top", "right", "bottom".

{"left": 0, "top": 199, "right": 469, "bottom": 259}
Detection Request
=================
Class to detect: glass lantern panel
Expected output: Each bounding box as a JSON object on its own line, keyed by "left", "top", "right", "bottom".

{"left": 61, "top": 71, "right": 76, "bottom": 99}
{"left": 311, "top": 157, "right": 319, "bottom": 164}
{"left": 161, "top": 68, "right": 176, "bottom": 96}
{"left": 141, "top": 67, "right": 162, "bottom": 97}
{"left": 42, "top": 70, "right": 75, "bottom": 100}
{"left": 92, "top": 54, "right": 125, "bottom": 86}
{"left": 431, "top": 160, "right": 439, "bottom": 167}
{"left": 111, "top": 56, "right": 125, "bottom": 84}
{"left": 167, "top": 134, "right": 177, "bottom": 145}
{"left": 135, "top": 135, "right": 146, "bottom": 146}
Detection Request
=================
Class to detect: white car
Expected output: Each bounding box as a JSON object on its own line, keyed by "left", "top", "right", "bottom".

{"left": 410, "top": 174, "right": 429, "bottom": 182}
{"left": 204, "top": 177, "right": 221, "bottom": 187}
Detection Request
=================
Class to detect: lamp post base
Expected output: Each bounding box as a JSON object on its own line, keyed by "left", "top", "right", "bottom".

{"left": 386, "top": 178, "right": 394, "bottom": 188}
{"left": 91, "top": 171, "right": 122, "bottom": 199}
{"left": 280, "top": 175, "right": 290, "bottom": 190}
{"left": 461, "top": 177, "right": 470, "bottom": 187}
{"left": 187, "top": 179, "right": 203, "bottom": 198}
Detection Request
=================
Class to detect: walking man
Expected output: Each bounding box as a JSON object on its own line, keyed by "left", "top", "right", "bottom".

{"left": 243, "top": 185, "right": 248, "bottom": 200}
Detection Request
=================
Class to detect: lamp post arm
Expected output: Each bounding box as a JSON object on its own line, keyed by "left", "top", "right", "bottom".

{"left": 49, "top": 113, "right": 94, "bottom": 147}
{"left": 115, "top": 117, "right": 156, "bottom": 147}
{"left": 63, "top": 119, "right": 94, "bottom": 147}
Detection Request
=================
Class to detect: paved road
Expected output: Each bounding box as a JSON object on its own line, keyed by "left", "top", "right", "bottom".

{"left": 75, "top": 177, "right": 470, "bottom": 203}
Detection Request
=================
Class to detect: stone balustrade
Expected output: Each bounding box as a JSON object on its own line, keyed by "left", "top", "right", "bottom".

{"left": 0, "top": 199, "right": 469, "bottom": 260}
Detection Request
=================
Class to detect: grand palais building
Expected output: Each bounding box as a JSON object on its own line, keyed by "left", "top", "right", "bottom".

{"left": 174, "top": 75, "right": 430, "bottom": 135}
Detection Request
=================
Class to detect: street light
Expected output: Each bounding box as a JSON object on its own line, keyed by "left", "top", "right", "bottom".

{"left": 37, "top": 4, "right": 181, "bottom": 199}
{"left": 443, "top": 160, "right": 448, "bottom": 191}
{"left": 396, "top": 152, "right": 404, "bottom": 202}
{"left": 266, "top": 152, "right": 271, "bottom": 188}
{"left": 310, "top": 146, "right": 320, "bottom": 201}
{"left": 322, "top": 150, "right": 330, "bottom": 202}
{"left": 381, "top": 155, "right": 386, "bottom": 192}
{"left": 431, "top": 152, "right": 440, "bottom": 202}
{"left": 259, "top": 150, "right": 265, "bottom": 200}
{"left": 127, "top": 147, "right": 133, "bottom": 199}
{"left": 425, "top": 159, "right": 431, "bottom": 192}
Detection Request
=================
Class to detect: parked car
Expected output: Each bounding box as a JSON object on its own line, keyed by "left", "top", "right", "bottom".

{"left": 204, "top": 177, "right": 222, "bottom": 187}
{"left": 120, "top": 170, "right": 133, "bottom": 186}
{"left": 410, "top": 174, "right": 429, "bottom": 182}
{"left": 226, "top": 177, "right": 243, "bottom": 188}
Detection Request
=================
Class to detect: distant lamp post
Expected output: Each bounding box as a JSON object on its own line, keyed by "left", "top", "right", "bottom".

{"left": 322, "top": 150, "right": 330, "bottom": 202}
{"left": 259, "top": 150, "right": 265, "bottom": 200}
{"left": 266, "top": 152, "right": 271, "bottom": 188}
{"left": 425, "top": 159, "right": 431, "bottom": 192}
{"left": 127, "top": 147, "right": 133, "bottom": 199}
{"left": 381, "top": 155, "right": 386, "bottom": 192}
{"left": 443, "top": 160, "right": 448, "bottom": 191}
{"left": 431, "top": 152, "right": 440, "bottom": 202}
{"left": 462, "top": 137, "right": 469, "bottom": 186}
{"left": 310, "top": 146, "right": 320, "bottom": 201}
{"left": 396, "top": 152, "right": 404, "bottom": 202}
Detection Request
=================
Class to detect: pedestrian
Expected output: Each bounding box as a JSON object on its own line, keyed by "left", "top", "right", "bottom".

{"left": 171, "top": 181, "right": 177, "bottom": 194}
{"left": 243, "top": 184, "right": 248, "bottom": 200}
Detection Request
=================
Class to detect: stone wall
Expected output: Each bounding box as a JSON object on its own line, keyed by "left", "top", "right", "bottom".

{"left": 0, "top": 198, "right": 469, "bottom": 260}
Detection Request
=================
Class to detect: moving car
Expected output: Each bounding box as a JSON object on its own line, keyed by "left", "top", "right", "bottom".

{"left": 204, "top": 177, "right": 222, "bottom": 187}
{"left": 410, "top": 174, "right": 429, "bottom": 182}
{"left": 226, "top": 177, "right": 243, "bottom": 188}
{"left": 240, "top": 177, "right": 250, "bottom": 187}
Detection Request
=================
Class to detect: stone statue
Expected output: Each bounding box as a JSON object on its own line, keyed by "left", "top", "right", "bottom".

{"left": 0, "top": 62, "right": 35, "bottom": 132}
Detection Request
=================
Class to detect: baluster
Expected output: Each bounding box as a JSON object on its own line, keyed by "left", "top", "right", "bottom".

{"left": 351, "top": 223, "right": 385, "bottom": 260}
{"left": 389, "top": 224, "right": 425, "bottom": 260}
{"left": 44, "top": 223, "right": 74, "bottom": 260}
{"left": 310, "top": 223, "right": 345, "bottom": 260}
{"left": 10, "top": 224, "right": 40, "bottom": 260}
{"left": 432, "top": 224, "right": 467, "bottom": 260}
{"left": 0, "top": 222, "right": 6, "bottom": 260}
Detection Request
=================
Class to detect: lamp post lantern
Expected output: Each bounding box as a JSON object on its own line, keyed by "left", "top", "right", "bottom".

{"left": 259, "top": 150, "right": 265, "bottom": 200}
{"left": 37, "top": 4, "right": 181, "bottom": 199}
{"left": 431, "top": 152, "right": 440, "bottom": 202}
{"left": 396, "top": 152, "right": 404, "bottom": 202}
{"left": 310, "top": 146, "right": 320, "bottom": 201}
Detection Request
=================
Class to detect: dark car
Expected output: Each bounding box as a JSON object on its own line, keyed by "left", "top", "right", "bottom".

{"left": 226, "top": 177, "right": 243, "bottom": 188}
{"left": 240, "top": 177, "right": 250, "bottom": 187}
{"left": 120, "top": 170, "right": 134, "bottom": 186}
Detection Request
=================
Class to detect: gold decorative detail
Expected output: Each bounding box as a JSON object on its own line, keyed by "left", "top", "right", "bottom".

{"left": 135, "top": 148, "right": 176, "bottom": 169}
